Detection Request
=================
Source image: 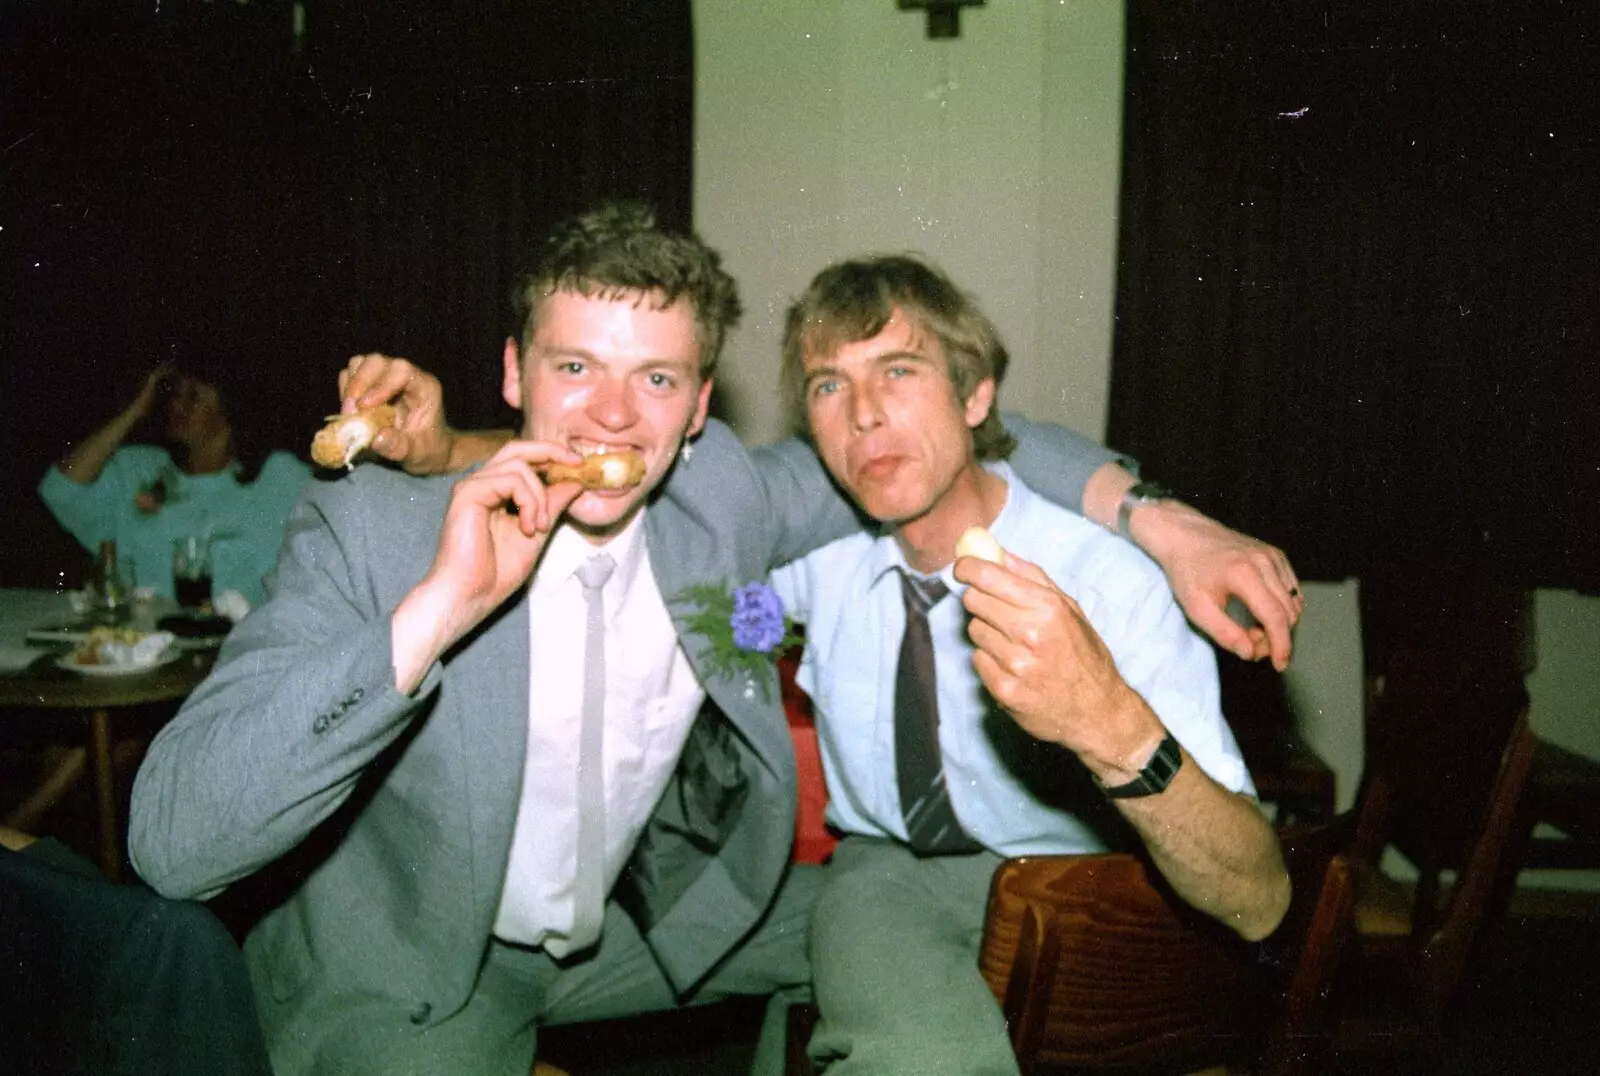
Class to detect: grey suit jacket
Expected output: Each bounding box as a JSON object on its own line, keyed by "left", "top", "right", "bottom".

{"left": 128, "top": 415, "right": 1117, "bottom": 1062}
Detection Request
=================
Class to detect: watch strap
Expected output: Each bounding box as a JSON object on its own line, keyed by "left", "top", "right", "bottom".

{"left": 1101, "top": 733, "right": 1183, "bottom": 800}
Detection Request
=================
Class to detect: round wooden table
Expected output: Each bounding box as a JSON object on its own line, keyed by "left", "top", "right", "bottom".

{"left": 0, "top": 649, "right": 215, "bottom": 880}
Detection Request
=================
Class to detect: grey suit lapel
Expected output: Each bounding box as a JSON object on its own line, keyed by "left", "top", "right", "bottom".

{"left": 647, "top": 516, "right": 787, "bottom": 772}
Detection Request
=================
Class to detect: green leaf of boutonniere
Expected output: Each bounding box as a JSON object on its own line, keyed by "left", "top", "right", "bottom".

{"left": 679, "top": 580, "right": 801, "bottom": 700}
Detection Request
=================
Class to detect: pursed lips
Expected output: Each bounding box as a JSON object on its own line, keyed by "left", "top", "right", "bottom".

{"left": 850, "top": 450, "right": 905, "bottom": 483}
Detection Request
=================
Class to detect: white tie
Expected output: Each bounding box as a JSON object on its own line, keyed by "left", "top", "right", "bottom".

{"left": 568, "top": 553, "right": 616, "bottom": 950}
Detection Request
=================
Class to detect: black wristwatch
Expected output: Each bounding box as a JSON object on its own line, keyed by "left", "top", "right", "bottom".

{"left": 1101, "top": 734, "right": 1183, "bottom": 800}
{"left": 1116, "top": 480, "right": 1173, "bottom": 539}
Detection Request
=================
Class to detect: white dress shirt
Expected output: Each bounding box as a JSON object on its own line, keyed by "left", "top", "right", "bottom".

{"left": 493, "top": 510, "right": 705, "bottom": 954}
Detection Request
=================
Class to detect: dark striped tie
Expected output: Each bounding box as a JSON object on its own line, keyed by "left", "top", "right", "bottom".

{"left": 895, "top": 570, "right": 981, "bottom": 854}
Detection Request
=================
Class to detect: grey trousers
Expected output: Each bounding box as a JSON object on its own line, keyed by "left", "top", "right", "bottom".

{"left": 276, "top": 863, "right": 820, "bottom": 1076}
{"left": 804, "top": 837, "right": 1018, "bottom": 1076}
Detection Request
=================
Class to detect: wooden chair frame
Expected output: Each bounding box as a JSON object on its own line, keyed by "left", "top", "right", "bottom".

{"left": 1336, "top": 664, "right": 1539, "bottom": 1056}
{"left": 978, "top": 826, "right": 1353, "bottom": 1076}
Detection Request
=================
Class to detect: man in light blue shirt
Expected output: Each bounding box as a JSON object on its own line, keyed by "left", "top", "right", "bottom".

{"left": 770, "top": 255, "right": 1290, "bottom": 1075}
{"left": 771, "top": 461, "right": 1253, "bottom": 860}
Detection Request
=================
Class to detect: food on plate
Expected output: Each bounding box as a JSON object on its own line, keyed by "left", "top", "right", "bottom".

{"left": 955, "top": 526, "right": 1005, "bottom": 565}
{"left": 70, "top": 626, "right": 151, "bottom": 666}
{"left": 310, "top": 406, "right": 397, "bottom": 470}
{"left": 541, "top": 450, "right": 647, "bottom": 491}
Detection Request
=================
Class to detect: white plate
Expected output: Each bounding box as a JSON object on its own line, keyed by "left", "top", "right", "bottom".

{"left": 55, "top": 648, "right": 182, "bottom": 677}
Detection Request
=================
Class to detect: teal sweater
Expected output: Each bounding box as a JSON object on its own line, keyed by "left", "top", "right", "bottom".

{"left": 39, "top": 446, "right": 312, "bottom": 607}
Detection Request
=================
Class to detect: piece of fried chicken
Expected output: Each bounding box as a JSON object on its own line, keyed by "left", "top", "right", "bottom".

{"left": 310, "top": 406, "right": 398, "bottom": 470}
{"left": 541, "top": 451, "right": 646, "bottom": 490}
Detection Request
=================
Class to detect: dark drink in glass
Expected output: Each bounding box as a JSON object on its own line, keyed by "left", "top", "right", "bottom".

{"left": 172, "top": 535, "right": 213, "bottom": 610}
{"left": 175, "top": 574, "right": 212, "bottom": 610}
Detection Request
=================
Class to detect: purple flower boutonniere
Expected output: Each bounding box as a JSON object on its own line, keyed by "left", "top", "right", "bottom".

{"left": 681, "top": 581, "right": 801, "bottom": 698}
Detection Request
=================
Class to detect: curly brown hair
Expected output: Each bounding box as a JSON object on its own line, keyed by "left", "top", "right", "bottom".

{"left": 780, "top": 255, "right": 1016, "bottom": 460}
{"left": 512, "top": 202, "right": 742, "bottom": 379}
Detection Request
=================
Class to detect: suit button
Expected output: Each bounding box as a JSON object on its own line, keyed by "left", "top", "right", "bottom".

{"left": 409, "top": 1002, "right": 432, "bottom": 1026}
{"left": 349, "top": 688, "right": 365, "bottom": 704}
{"left": 312, "top": 714, "right": 330, "bottom": 734}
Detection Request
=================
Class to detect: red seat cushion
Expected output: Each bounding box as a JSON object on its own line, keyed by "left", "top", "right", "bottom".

{"left": 779, "top": 647, "right": 838, "bottom": 865}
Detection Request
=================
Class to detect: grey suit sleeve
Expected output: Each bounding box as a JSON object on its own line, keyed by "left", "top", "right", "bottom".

{"left": 128, "top": 480, "right": 443, "bottom": 900}
{"left": 746, "top": 433, "right": 868, "bottom": 567}
{"left": 1000, "top": 411, "right": 1136, "bottom": 515}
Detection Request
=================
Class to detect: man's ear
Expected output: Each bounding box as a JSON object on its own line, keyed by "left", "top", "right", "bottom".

{"left": 686, "top": 376, "right": 714, "bottom": 439}
{"left": 501, "top": 337, "right": 523, "bottom": 412}
{"left": 964, "top": 377, "right": 996, "bottom": 429}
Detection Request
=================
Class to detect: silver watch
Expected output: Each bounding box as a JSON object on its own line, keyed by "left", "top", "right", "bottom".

{"left": 1116, "top": 480, "right": 1173, "bottom": 539}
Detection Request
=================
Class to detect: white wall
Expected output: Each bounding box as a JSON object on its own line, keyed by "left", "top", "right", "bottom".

{"left": 693, "top": 2, "right": 1600, "bottom": 868}
{"left": 694, "top": 0, "right": 1123, "bottom": 446}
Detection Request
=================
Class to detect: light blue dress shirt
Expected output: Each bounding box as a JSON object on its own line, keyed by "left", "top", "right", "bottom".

{"left": 769, "top": 462, "right": 1252, "bottom": 858}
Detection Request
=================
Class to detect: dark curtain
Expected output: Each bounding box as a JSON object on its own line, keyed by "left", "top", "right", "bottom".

{"left": 1107, "top": 1, "right": 1600, "bottom": 593}
{"left": 1, "top": 0, "right": 692, "bottom": 587}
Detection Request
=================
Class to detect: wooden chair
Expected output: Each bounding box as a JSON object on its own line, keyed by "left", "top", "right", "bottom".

{"left": 977, "top": 826, "right": 1353, "bottom": 1076}
{"left": 784, "top": 830, "right": 1351, "bottom": 1076}
{"left": 1331, "top": 645, "right": 1539, "bottom": 1065}
{"left": 1511, "top": 737, "right": 1600, "bottom": 874}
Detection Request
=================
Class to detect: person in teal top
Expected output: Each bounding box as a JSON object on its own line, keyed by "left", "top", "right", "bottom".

{"left": 38, "top": 356, "right": 312, "bottom": 608}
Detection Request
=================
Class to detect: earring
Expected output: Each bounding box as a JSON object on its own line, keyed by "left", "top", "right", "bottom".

{"left": 679, "top": 439, "right": 695, "bottom": 465}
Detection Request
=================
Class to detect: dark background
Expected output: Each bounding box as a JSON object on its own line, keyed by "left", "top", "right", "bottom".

{"left": 1109, "top": 0, "right": 1600, "bottom": 593}
{"left": 6, "top": 1, "right": 1597, "bottom": 596}
{"left": 2, "top": 0, "right": 692, "bottom": 587}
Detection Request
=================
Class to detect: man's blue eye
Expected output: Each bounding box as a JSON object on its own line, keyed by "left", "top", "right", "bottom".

{"left": 811, "top": 380, "right": 837, "bottom": 397}
{"left": 648, "top": 373, "right": 674, "bottom": 389}
{"left": 559, "top": 361, "right": 585, "bottom": 375}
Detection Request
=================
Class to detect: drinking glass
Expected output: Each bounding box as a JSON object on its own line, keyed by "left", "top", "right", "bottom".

{"left": 172, "top": 535, "right": 213, "bottom": 610}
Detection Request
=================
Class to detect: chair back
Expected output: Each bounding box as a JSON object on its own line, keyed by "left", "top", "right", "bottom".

{"left": 978, "top": 825, "right": 1353, "bottom": 1075}
{"left": 1347, "top": 644, "right": 1538, "bottom": 1021}
{"left": 1357, "top": 646, "right": 1532, "bottom": 876}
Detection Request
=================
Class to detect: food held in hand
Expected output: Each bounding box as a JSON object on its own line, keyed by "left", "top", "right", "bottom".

{"left": 310, "top": 406, "right": 397, "bottom": 470}
{"left": 541, "top": 450, "right": 646, "bottom": 490}
{"left": 955, "top": 526, "right": 1005, "bottom": 565}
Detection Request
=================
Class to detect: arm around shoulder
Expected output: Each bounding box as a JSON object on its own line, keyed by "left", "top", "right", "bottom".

{"left": 1000, "top": 412, "right": 1132, "bottom": 518}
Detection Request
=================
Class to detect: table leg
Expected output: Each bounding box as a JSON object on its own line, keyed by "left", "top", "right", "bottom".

{"left": 89, "top": 708, "right": 121, "bottom": 882}
{"left": 3, "top": 745, "right": 88, "bottom": 832}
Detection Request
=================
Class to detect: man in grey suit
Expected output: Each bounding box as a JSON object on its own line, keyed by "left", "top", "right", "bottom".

{"left": 130, "top": 203, "right": 1300, "bottom": 1074}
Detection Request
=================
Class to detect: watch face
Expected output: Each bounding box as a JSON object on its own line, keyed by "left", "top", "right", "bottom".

{"left": 1146, "top": 736, "right": 1182, "bottom": 787}
{"left": 1104, "top": 734, "right": 1183, "bottom": 799}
